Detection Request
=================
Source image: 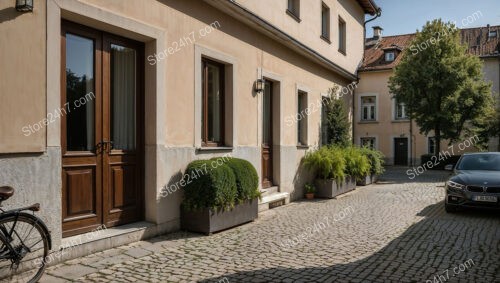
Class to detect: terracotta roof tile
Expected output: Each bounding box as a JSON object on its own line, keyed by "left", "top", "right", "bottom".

{"left": 360, "top": 25, "right": 500, "bottom": 72}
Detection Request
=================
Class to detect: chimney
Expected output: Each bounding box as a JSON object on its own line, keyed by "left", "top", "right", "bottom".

{"left": 373, "top": 26, "right": 383, "bottom": 39}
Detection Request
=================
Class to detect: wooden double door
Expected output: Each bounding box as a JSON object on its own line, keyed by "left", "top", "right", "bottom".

{"left": 61, "top": 21, "right": 144, "bottom": 237}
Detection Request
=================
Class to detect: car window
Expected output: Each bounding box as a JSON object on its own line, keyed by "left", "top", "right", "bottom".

{"left": 456, "top": 155, "right": 500, "bottom": 171}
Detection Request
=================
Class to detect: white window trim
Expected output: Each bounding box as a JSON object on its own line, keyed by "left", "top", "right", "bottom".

{"left": 360, "top": 136, "right": 378, "bottom": 150}
{"left": 385, "top": 52, "right": 395, "bottom": 62}
{"left": 392, "top": 97, "right": 409, "bottom": 121}
{"left": 195, "top": 44, "right": 238, "bottom": 149}
{"left": 358, "top": 93, "right": 379, "bottom": 122}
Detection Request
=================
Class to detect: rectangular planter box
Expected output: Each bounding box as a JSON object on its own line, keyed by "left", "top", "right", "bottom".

{"left": 315, "top": 176, "right": 356, "bottom": 199}
{"left": 356, "top": 174, "right": 380, "bottom": 186}
{"left": 181, "top": 198, "right": 258, "bottom": 235}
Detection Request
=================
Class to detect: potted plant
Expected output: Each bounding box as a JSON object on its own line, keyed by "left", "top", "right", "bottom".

{"left": 342, "top": 146, "right": 370, "bottom": 190}
{"left": 357, "top": 147, "right": 385, "bottom": 185}
{"left": 305, "top": 183, "right": 316, "bottom": 199}
{"left": 303, "top": 146, "right": 352, "bottom": 199}
{"left": 180, "top": 157, "right": 261, "bottom": 235}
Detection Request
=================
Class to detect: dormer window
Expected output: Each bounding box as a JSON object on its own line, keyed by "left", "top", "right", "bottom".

{"left": 385, "top": 51, "right": 395, "bottom": 62}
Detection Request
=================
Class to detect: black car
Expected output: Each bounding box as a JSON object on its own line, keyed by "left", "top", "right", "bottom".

{"left": 445, "top": 152, "right": 500, "bottom": 212}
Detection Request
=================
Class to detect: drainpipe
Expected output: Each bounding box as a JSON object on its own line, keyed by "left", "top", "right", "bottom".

{"left": 354, "top": 8, "right": 382, "bottom": 144}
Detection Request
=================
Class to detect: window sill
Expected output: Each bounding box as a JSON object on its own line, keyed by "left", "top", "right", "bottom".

{"left": 392, "top": 119, "right": 410, "bottom": 123}
{"left": 286, "top": 10, "right": 301, "bottom": 23}
{"left": 358, "top": 120, "right": 378, "bottom": 124}
{"left": 297, "top": 145, "right": 310, "bottom": 150}
{"left": 196, "top": 146, "right": 233, "bottom": 152}
{"left": 320, "top": 35, "right": 331, "bottom": 44}
{"left": 338, "top": 49, "right": 346, "bottom": 56}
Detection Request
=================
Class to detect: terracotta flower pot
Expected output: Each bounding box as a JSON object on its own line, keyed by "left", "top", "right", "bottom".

{"left": 305, "top": 193, "right": 315, "bottom": 199}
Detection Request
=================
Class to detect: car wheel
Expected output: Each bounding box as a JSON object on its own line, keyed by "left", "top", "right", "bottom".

{"left": 445, "top": 203, "right": 457, "bottom": 213}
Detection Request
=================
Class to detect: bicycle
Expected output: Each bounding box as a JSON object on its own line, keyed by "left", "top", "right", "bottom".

{"left": 0, "top": 186, "right": 51, "bottom": 282}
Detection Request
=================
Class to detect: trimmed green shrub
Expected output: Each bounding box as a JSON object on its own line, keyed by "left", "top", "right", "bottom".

{"left": 181, "top": 160, "right": 237, "bottom": 211}
{"left": 342, "top": 146, "right": 370, "bottom": 181}
{"left": 302, "top": 146, "right": 346, "bottom": 182}
{"left": 360, "top": 147, "right": 386, "bottom": 175}
{"left": 220, "top": 158, "right": 261, "bottom": 202}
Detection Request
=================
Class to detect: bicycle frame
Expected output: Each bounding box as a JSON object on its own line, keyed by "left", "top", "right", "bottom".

{"left": 0, "top": 203, "right": 53, "bottom": 257}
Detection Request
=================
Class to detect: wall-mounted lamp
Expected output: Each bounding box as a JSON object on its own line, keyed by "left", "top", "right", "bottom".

{"left": 255, "top": 78, "right": 264, "bottom": 93}
{"left": 16, "top": 0, "right": 33, "bottom": 12}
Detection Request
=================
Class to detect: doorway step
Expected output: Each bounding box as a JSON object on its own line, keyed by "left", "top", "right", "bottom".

{"left": 258, "top": 186, "right": 289, "bottom": 212}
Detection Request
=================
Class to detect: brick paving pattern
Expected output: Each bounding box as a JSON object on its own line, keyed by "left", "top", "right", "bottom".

{"left": 41, "top": 168, "right": 500, "bottom": 282}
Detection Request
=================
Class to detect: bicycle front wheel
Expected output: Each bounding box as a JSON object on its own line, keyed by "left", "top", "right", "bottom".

{"left": 0, "top": 213, "right": 50, "bottom": 283}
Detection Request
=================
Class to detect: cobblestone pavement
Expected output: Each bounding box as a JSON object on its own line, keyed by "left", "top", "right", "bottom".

{"left": 41, "top": 168, "right": 500, "bottom": 282}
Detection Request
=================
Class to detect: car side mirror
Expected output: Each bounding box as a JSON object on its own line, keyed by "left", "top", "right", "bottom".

{"left": 444, "top": 164, "right": 454, "bottom": 171}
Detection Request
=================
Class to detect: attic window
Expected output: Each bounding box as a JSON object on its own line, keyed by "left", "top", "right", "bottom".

{"left": 385, "top": 51, "right": 395, "bottom": 62}
{"left": 489, "top": 30, "right": 497, "bottom": 38}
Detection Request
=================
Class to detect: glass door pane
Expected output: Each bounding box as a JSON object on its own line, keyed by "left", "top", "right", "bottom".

{"left": 66, "top": 34, "right": 95, "bottom": 151}
{"left": 111, "top": 44, "right": 136, "bottom": 151}
{"left": 263, "top": 81, "right": 272, "bottom": 144}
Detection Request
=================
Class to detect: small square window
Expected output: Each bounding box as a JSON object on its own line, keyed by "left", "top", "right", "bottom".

{"left": 361, "top": 137, "right": 376, "bottom": 150}
{"left": 385, "top": 52, "right": 395, "bottom": 62}
{"left": 489, "top": 30, "right": 497, "bottom": 38}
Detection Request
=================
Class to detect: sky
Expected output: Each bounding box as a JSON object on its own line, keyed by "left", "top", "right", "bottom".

{"left": 366, "top": 0, "right": 500, "bottom": 36}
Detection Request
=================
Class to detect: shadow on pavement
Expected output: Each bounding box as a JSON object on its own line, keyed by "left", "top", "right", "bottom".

{"left": 201, "top": 202, "right": 500, "bottom": 283}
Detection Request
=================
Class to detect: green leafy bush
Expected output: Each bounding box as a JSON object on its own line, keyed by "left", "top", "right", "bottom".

{"left": 342, "top": 146, "right": 371, "bottom": 181}
{"left": 305, "top": 183, "right": 316, "bottom": 193}
{"left": 181, "top": 157, "right": 260, "bottom": 211}
{"left": 182, "top": 160, "right": 237, "bottom": 211}
{"left": 224, "top": 158, "right": 261, "bottom": 201}
{"left": 302, "top": 146, "right": 346, "bottom": 182}
{"left": 360, "top": 147, "right": 386, "bottom": 175}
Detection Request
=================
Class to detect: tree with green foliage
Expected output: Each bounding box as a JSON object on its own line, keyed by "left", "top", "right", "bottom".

{"left": 323, "top": 86, "right": 351, "bottom": 147}
{"left": 389, "top": 19, "right": 494, "bottom": 153}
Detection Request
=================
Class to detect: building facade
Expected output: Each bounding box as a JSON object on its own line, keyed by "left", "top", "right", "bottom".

{"left": 0, "top": 0, "right": 378, "bottom": 259}
{"left": 355, "top": 26, "right": 500, "bottom": 166}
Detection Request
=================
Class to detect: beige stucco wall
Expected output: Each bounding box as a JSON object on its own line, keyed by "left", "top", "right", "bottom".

{"left": 482, "top": 57, "right": 500, "bottom": 99}
{"left": 0, "top": 1, "right": 46, "bottom": 152}
{"left": 0, "top": 0, "right": 362, "bottom": 247}
{"left": 355, "top": 70, "right": 478, "bottom": 165}
{"left": 235, "top": 0, "right": 366, "bottom": 75}
{"left": 78, "top": 0, "right": 352, "bottom": 148}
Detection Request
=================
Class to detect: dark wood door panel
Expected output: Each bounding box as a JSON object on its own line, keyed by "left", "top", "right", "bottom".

{"left": 61, "top": 21, "right": 144, "bottom": 237}
{"left": 62, "top": 164, "right": 102, "bottom": 237}
{"left": 394, "top": 138, "right": 408, "bottom": 166}
{"left": 64, "top": 168, "right": 96, "bottom": 218}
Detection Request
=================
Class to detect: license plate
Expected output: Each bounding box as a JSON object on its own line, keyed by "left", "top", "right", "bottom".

{"left": 473, "top": 195, "right": 498, "bottom": 202}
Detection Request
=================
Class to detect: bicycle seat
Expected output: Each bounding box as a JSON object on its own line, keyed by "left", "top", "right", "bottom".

{"left": 0, "top": 186, "right": 14, "bottom": 200}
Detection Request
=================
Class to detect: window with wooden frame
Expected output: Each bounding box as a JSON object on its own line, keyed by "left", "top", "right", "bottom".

{"left": 338, "top": 17, "right": 346, "bottom": 54}
{"left": 202, "top": 58, "right": 225, "bottom": 147}
{"left": 321, "top": 2, "right": 330, "bottom": 42}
